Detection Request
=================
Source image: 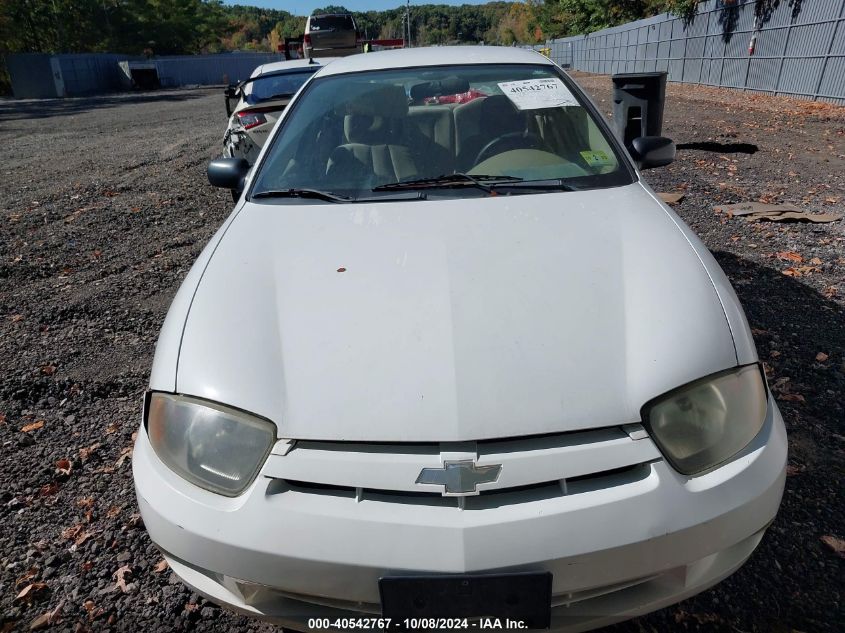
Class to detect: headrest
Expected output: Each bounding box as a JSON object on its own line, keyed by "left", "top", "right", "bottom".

{"left": 343, "top": 84, "right": 409, "bottom": 118}
{"left": 344, "top": 114, "right": 392, "bottom": 144}
{"left": 409, "top": 77, "right": 469, "bottom": 101}
{"left": 480, "top": 95, "right": 523, "bottom": 133}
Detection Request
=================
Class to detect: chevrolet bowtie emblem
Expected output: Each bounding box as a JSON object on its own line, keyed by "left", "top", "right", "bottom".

{"left": 416, "top": 460, "right": 502, "bottom": 496}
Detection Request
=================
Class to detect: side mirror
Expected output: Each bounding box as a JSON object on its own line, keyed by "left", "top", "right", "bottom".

{"left": 207, "top": 157, "right": 250, "bottom": 192}
{"left": 224, "top": 85, "right": 238, "bottom": 117}
{"left": 630, "top": 136, "right": 675, "bottom": 169}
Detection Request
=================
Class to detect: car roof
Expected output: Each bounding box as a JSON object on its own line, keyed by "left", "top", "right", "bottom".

{"left": 315, "top": 46, "right": 553, "bottom": 78}
{"left": 251, "top": 58, "right": 339, "bottom": 78}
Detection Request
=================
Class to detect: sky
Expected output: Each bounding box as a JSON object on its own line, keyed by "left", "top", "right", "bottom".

{"left": 223, "top": 0, "right": 494, "bottom": 17}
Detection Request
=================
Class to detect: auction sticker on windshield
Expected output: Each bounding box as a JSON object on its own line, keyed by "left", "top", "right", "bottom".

{"left": 497, "top": 78, "right": 578, "bottom": 110}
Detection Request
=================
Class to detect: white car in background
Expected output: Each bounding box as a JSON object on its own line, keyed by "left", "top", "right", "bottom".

{"left": 135, "top": 47, "right": 786, "bottom": 631}
{"left": 222, "top": 58, "right": 333, "bottom": 167}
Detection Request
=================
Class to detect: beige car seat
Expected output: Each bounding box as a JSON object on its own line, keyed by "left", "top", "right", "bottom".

{"left": 326, "top": 85, "right": 453, "bottom": 188}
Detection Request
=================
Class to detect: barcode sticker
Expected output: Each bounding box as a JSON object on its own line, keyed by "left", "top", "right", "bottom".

{"left": 497, "top": 78, "right": 579, "bottom": 110}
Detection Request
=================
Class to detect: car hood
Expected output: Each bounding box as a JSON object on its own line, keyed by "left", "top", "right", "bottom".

{"left": 177, "top": 183, "right": 738, "bottom": 441}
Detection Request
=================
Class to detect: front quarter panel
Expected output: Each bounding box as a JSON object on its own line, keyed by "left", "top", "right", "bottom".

{"left": 149, "top": 205, "right": 248, "bottom": 392}
{"left": 639, "top": 181, "right": 758, "bottom": 365}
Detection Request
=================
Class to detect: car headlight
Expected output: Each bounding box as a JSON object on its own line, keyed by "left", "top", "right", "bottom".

{"left": 145, "top": 392, "right": 276, "bottom": 496}
{"left": 641, "top": 364, "right": 768, "bottom": 475}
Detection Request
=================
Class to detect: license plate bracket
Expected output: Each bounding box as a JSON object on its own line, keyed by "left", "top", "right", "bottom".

{"left": 379, "top": 572, "right": 552, "bottom": 628}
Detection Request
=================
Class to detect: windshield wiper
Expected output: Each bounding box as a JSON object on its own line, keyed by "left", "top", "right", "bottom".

{"left": 251, "top": 188, "right": 427, "bottom": 203}
{"left": 251, "top": 188, "right": 351, "bottom": 203}
{"left": 373, "top": 173, "right": 523, "bottom": 193}
{"left": 489, "top": 178, "right": 580, "bottom": 192}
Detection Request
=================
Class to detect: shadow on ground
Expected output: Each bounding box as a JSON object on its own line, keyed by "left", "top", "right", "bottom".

{"left": 0, "top": 89, "right": 213, "bottom": 122}
{"left": 607, "top": 251, "right": 844, "bottom": 632}
{"left": 677, "top": 141, "right": 759, "bottom": 154}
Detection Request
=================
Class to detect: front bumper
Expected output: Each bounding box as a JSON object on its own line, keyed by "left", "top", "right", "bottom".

{"left": 133, "top": 399, "right": 786, "bottom": 631}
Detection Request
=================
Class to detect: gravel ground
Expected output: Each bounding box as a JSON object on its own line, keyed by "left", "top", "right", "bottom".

{"left": 0, "top": 75, "right": 843, "bottom": 633}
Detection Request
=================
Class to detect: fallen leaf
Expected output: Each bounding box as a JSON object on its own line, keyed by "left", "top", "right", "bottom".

{"left": 777, "top": 393, "right": 806, "bottom": 403}
{"left": 809, "top": 257, "right": 823, "bottom": 265}
{"left": 21, "top": 420, "right": 45, "bottom": 433}
{"left": 76, "top": 497, "right": 94, "bottom": 509}
{"left": 816, "top": 352, "right": 829, "bottom": 362}
{"left": 82, "top": 600, "right": 105, "bottom": 622}
{"left": 114, "top": 565, "right": 132, "bottom": 593}
{"left": 61, "top": 524, "right": 83, "bottom": 540}
{"left": 78, "top": 443, "right": 100, "bottom": 462}
{"left": 39, "top": 365, "right": 56, "bottom": 376}
{"left": 771, "top": 376, "right": 790, "bottom": 391}
{"left": 820, "top": 535, "right": 845, "bottom": 558}
{"left": 15, "top": 582, "right": 48, "bottom": 602}
{"left": 115, "top": 446, "right": 133, "bottom": 468}
{"left": 15, "top": 567, "right": 39, "bottom": 587}
{"left": 822, "top": 285, "right": 838, "bottom": 298}
{"left": 775, "top": 251, "right": 803, "bottom": 263}
{"left": 786, "top": 464, "right": 805, "bottom": 476}
{"left": 153, "top": 559, "right": 169, "bottom": 573}
{"left": 39, "top": 482, "right": 59, "bottom": 496}
{"left": 106, "top": 505, "right": 122, "bottom": 519}
{"left": 657, "top": 191, "right": 685, "bottom": 204}
{"left": 55, "top": 459, "right": 72, "bottom": 476}
{"left": 28, "top": 614, "right": 51, "bottom": 630}
{"left": 29, "top": 600, "right": 63, "bottom": 630}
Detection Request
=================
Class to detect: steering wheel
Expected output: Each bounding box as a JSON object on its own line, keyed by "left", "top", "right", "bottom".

{"left": 474, "top": 132, "right": 544, "bottom": 166}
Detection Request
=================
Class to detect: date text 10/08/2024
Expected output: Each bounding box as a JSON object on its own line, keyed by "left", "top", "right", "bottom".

{"left": 307, "top": 618, "right": 531, "bottom": 629}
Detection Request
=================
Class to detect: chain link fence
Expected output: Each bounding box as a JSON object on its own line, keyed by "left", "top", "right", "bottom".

{"left": 534, "top": 0, "right": 845, "bottom": 104}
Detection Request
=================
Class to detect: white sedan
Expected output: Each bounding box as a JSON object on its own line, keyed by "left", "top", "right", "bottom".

{"left": 134, "top": 46, "right": 786, "bottom": 631}
{"left": 222, "top": 58, "right": 334, "bottom": 166}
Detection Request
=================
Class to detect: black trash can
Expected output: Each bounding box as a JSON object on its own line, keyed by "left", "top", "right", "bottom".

{"left": 611, "top": 72, "right": 667, "bottom": 147}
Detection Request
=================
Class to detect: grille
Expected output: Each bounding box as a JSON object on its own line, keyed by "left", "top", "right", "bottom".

{"left": 263, "top": 425, "right": 661, "bottom": 508}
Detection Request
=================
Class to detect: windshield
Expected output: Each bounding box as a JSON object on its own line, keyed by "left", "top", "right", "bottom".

{"left": 310, "top": 15, "right": 355, "bottom": 31}
{"left": 252, "top": 64, "right": 633, "bottom": 200}
{"left": 243, "top": 69, "right": 318, "bottom": 105}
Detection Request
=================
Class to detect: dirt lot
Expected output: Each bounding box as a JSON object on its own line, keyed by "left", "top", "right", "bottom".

{"left": 0, "top": 75, "right": 843, "bottom": 633}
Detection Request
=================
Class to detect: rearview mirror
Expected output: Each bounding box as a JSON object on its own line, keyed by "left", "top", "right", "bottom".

{"left": 207, "top": 157, "right": 250, "bottom": 192}
{"left": 630, "top": 136, "right": 675, "bottom": 169}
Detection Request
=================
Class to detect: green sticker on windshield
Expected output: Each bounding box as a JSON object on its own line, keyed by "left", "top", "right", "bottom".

{"left": 580, "top": 150, "right": 613, "bottom": 166}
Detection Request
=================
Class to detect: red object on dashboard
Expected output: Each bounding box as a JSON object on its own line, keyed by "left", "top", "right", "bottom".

{"left": 425, "top": 89, "right": 488, "bottom": 105}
